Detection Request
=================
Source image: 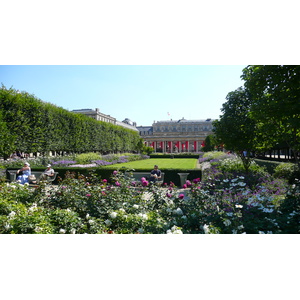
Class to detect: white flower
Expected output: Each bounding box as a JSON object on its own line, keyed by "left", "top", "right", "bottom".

{"left": 133, "top": 204, "right": 139, "bottom": 209}
{"left": 174, "top": 208, "right": 183, "bottom": 215}
{"left": 237, "top": 225, "right": 244, "bottom": 230}
{"left": 70, "top": 228, "right": 76, "bottom": 234}
{"left": 258, "top": 231, "right": 265, "bottom": 234}
{"left": 5, "top": 223, "right": 11, "bottom": 230}
{"left": 235, "top": 204, "right": 243, "bottom": 209}
{"left": 223, "top": 219, "right": 231, "bottom": 226}
{"left": 86, "top": 214, "right": 90, "bottom": 219}
{"left": 119, "top": 208, "right": 125, "bottom": 212}
{"left": 226, "top": 212, "right": 233, "bottom": 217}
{"left": 8, "top": 211, "right": 16, "bottom": 218}
{"left": 35, "top": 227, "right": 42, "bottom": 233}
{"left": 104, "top": 219, "right": 112, "bottom": 226}
{"left": 138, "top": 213, "right": 148, "bottom": 220}
{"left": 88, "top": 219, "right": 95, "bottom": 224}
{"left": 167, "top": 225, "right": 183, "bottom": 234}
{"left": 59, "top": 229, "right": 66, "bottom": 234}
{"left": 28, "top": 203, "right": 37, "bottom": 212}
{"left": 203, "top": 224, "right": 210, "bottom": 234}
{"left": 109, "top": 212, "right": 117, "bottom": 219}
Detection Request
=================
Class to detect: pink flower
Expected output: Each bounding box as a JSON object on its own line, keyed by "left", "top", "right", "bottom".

{"left": 140, "top": 177, "right": 146, "bottom": 182}
{"left": 142, "top": 180, "right": 149, "bottom": 187}
{"left": 193, "top": 178, "right": 201, "bottom": 183}
{"left": 115, "top": 181, "right": 121, "bottom": 186}
{"left": 178, "top": 194, "right": 184, "bottom": 199}
{"left": 186, "top": 180, "right": 192, "bottom": 187}
{"left": 166, "top": 192, "right": 172, "bottom": 198}
{"left": 113, "top": 171, "right": 118, "bottom": 175}
{"left": 102, "top": 179, "right": 107, "bottom": 183}
{"left": 86, "top": 194, "right": 91, "bottom": 197}
{"left": 182, "top": 184, "right": 187, "bottom": 189}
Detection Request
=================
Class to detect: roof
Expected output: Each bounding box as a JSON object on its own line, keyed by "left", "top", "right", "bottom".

{"left": 156, "top": 118, "right": 216, "bottom": 124}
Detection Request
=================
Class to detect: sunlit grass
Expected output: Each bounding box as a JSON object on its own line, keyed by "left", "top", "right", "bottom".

{"left": 104, "top": 158, "right": 198, "bottom": 169}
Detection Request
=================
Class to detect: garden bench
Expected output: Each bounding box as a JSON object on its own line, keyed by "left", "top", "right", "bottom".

{"left": 125, "top": 171, "right": 165, "bottom": 185}
{"left": 7, "top": 170, "right": 58, "bottom": 185}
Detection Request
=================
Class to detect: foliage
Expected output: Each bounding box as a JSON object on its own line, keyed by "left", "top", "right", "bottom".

{"left": 202, "top": 134, "right": 218, "bottom": 152}
{"left": 142, "top": 146, "right": 154, "bottom": 155}
{"left": 0, "top": 111, "right": 16, "bottom": 160}
{"left": 273, "top": 162, "right": 299, "bottom": 182}
{"left": 0, "top": 85, "right": 142, "bottom": 156}
{"left": 241, "top": 65, "right": 300, "bottom": 164}
{"left": 213, "top": 87, "right": 258, "bottom": 172}
{"left": 75, "top": 153, "right": 101, "bottom": 164}
{"left": 202, "top": 151, "right": 230, "bottom": 161}
{"left": 1, "top": 152, "right": 299, "bottom": 234}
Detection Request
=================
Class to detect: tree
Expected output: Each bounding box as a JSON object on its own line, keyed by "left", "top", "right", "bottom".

{"left": 202, "top": 134, "right": 218, "bottom": 152}
{"left": 242, "top": 65, "right": 300, "bottom": 165}
{"left": 213, "top": 87, "right": 257, "bottom": 172}
{"left": 0, "top": 111, "right": 16, "bottom": 159}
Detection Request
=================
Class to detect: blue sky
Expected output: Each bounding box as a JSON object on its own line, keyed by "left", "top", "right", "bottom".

{"left": 0, "top": 65, "right": 247, "bottom": 126}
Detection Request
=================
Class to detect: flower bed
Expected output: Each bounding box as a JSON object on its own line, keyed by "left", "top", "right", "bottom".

{"left": 1, "top": 156, "right": 299, "bottom": 234}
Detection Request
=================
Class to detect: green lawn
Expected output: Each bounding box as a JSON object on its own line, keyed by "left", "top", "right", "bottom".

{"left": 104, "top": 158, "right": 198, "bottom": 170}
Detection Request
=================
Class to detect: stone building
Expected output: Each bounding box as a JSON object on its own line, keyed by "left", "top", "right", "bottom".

{"left": 71, "top": 108, "right": 139, "bottom": 132}
{"left": 137, "top": 118, "right": 215, "bottom": 153}
{"left": 71, "top": 108, "right": 116, "bottom": 124}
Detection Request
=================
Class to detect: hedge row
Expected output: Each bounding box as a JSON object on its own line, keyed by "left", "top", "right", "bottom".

{"left": 150, "top": 153, "right": 200, "bottom": 159}
{"left": 254, "top": 159, "right": 283, "bottom": 174}
{"left": 6, "top": 167, "right": 202, "bottom": 187}
{"left": 0, "top": 86, "right": 142, "bottom": 155}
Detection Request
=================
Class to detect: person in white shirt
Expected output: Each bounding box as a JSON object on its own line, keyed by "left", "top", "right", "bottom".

{"left": 40, "top": 164, "right": 55, "bottom": 181}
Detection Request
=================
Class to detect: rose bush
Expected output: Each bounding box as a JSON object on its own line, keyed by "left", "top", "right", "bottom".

{"left": 0, "top": 156, "right": 299, "bottom": 233}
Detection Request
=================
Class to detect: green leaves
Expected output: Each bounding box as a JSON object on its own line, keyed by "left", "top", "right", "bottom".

{"left": 0, "top": 86, "right": 142, "bottom": 155}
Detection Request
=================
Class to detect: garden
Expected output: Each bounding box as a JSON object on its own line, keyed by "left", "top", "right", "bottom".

{"left": 0, "top": 151, "right": 299, "bottom": 234}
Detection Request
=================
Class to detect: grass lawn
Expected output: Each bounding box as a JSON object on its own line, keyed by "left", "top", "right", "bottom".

{"left": 104, "top": 158, "right": 198, "bottom": 170}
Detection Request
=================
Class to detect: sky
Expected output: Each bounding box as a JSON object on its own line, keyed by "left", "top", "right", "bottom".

{"left": 0, "top": 65, "right": 247, "bottom": 126}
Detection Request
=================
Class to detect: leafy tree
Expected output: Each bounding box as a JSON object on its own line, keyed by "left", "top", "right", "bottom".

{"left": 213, "top": 87, "right": 257, "bottom": 172}
{"left": 0, "top": 111, "right": 16, "bottom": 159}
{"left": 202, "top": 134, "right": 218, "bottom": 152}
{"left": 242, "top": 65, "right": 300, "bottom": 165}
{"left": 0, "top": 85, "right": 141, "bottom": 154}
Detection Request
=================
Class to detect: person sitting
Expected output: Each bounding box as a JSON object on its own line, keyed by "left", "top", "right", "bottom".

{"left": 16, "top": 162, "right": 31, "bottom": 184}
{"left": 39, "top": 164, "right": 55, "bottom": 182}
{"left": 149, "top": 165, "right": 161, "bottom": 183}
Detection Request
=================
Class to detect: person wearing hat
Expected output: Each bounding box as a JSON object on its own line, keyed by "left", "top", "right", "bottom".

{"left": 39, "top": 164, "right": 55, "bottom": 182}
{"left": 16, "top": 162, "right": 31, "bottom": 184}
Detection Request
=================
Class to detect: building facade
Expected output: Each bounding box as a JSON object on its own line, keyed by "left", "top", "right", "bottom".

{"left": 71, "top": 108, "right": 139, "bottom": 132}
{"left": 137, "top": 118, "right": 215, "bottom": 153}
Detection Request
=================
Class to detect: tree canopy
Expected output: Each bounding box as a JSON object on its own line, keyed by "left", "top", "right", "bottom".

{"left": 0, "top": 85, "right": 142, "bottom": 157}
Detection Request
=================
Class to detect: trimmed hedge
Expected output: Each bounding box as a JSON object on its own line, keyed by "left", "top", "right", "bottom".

{"left": 150, "top": 154, "right": 200, "bottom": 159}
{"left": 254, "top": 159, "right": 283, "bottom": 174}
{"left": 7, "top": 167, "right": 202, "bottom": 187}
{"left": 0, "top": 86, "right": 142, "bottom": 154}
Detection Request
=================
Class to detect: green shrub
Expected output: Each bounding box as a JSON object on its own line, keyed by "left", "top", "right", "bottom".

{"left": 254, "top": 159, "right": 282, "bottom": 174}
{"left": 273, "top": 162, "right": 297, "bottom": 180}
{"left": 75, "top": 152, "right": 101, "bottom": 164}
{"left": 203, "top": 151, "right": 229, "bottom": 161}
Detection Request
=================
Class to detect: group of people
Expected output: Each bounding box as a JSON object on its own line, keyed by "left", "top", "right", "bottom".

{"left": 16, "top": 163, "right": 55, "bottom": 184}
